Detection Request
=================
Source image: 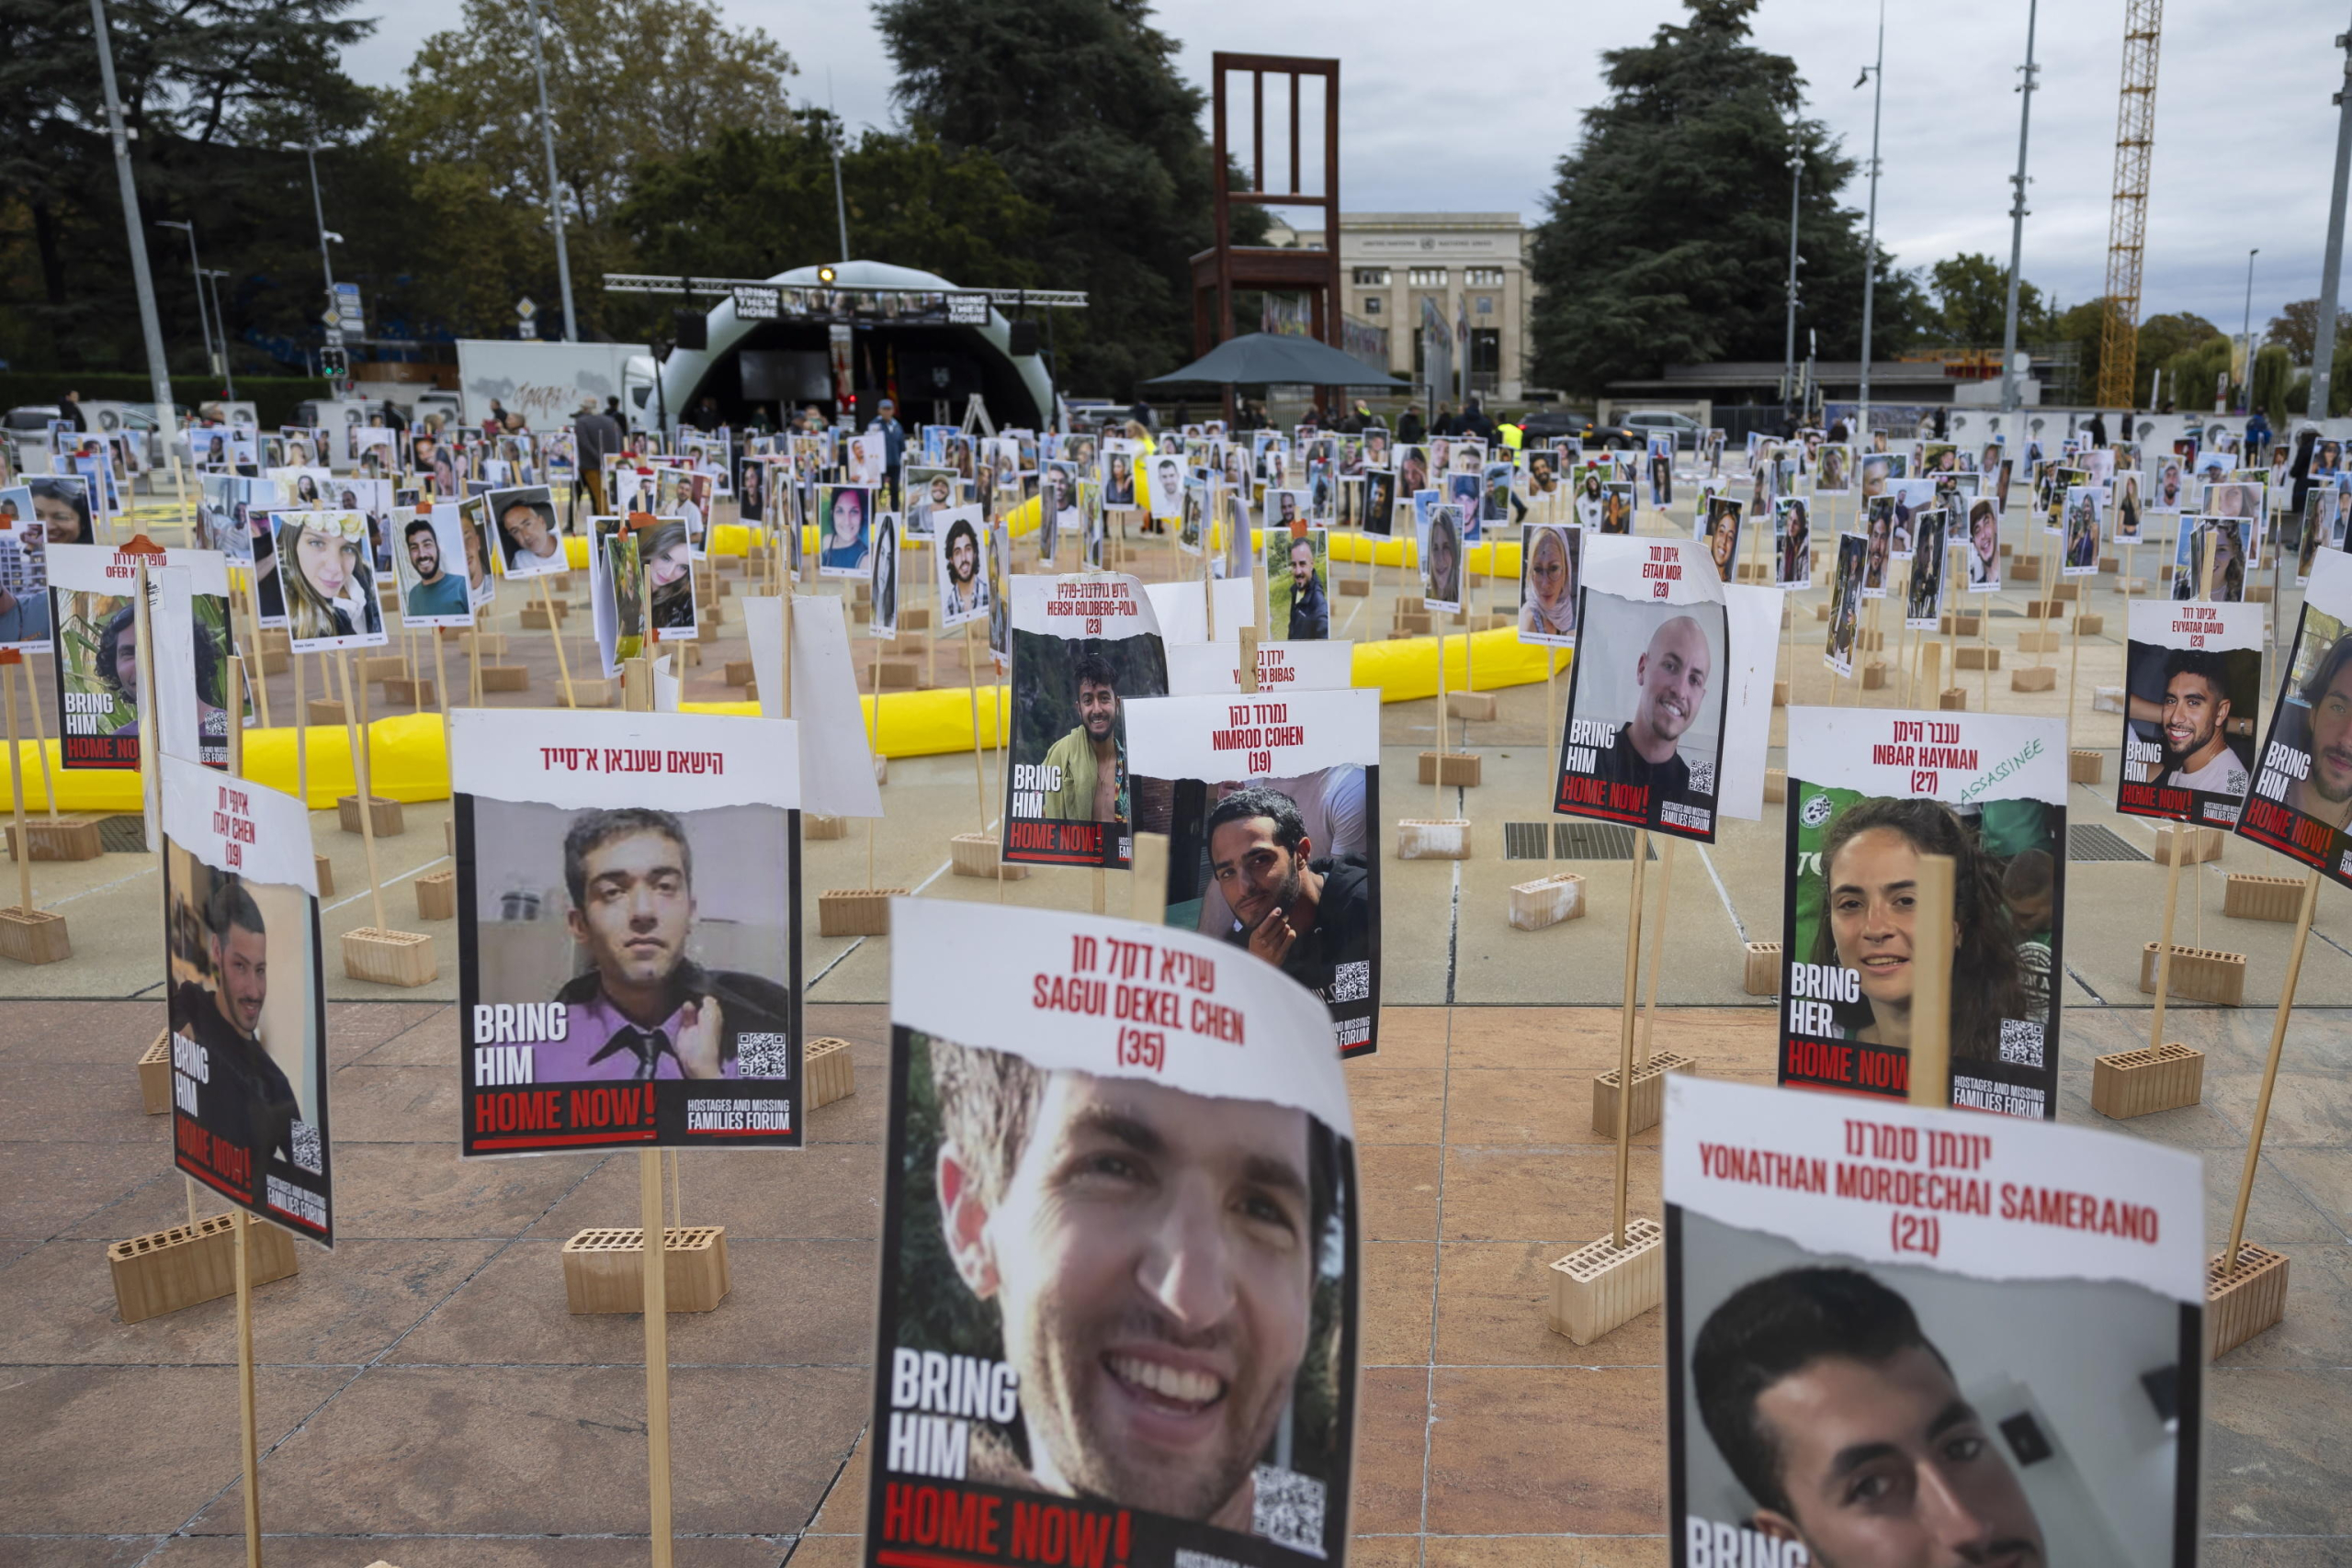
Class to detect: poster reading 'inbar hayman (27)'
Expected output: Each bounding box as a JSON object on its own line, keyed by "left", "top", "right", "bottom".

{"left": 1779, "top": 705, "right": 2067, "bottom": 1120}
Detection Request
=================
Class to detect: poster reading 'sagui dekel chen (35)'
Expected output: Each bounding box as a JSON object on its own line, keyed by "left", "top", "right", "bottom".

{"left": 869, "top": 899, "right": 1362, "bottom": 1568}
{"left": 1002, "top": 573, "right": 1170, "bottom": 870}
{"left": 1779, "top": 705, "right": 2067, "bottom": 1119}
{"left": 451, "top": 707, "right": 806, "bottom": 1155}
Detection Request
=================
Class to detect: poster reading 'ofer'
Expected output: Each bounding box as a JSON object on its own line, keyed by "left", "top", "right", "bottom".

{"left": 1666, "top": 1076, "right": 2203, "bottom": 1568}
{"left": 2118, "top": 599, "right": 2262, "bottom": 829}
{"left": 1126, "top": 686, "right": 1383, "bottom": 1057}
{"left": 451, "top": 706, "right": 806, "bottom": 1156}
{"left": 2239, "top": 548, "right": 2352, "bottom": 881}
{"left": 1780, "top": 706, "right": 2067, "bottom": 1119}
{"left": 162, "top": 752, "right": 333, "bottom": 1241}
{"left": 1002, "top": 573, "right": 1170, "bottom": 870}
{"left": 1555, "top": 536, "right": 1729, "bottom": 842}
{"left": 868, "top": 899, "right": 1361, "bottom": 1568}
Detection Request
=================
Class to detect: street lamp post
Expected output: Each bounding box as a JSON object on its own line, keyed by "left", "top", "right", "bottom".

{"left": 525, "top": 0, "right": 578, "bottom": 342}
{"left": 1999, "top": 0, "right": 2040, "bottom": 418}
{"left": 2242, "top": 248, "right": 2260, "bottom": 413}
{"left": 199, "top": 269, "right": 237, "bottom": 400}
{"left": 2309, "top": 20, "right": 2352, "bottom": 427}
{"left": 87, "top": 0, "right": 177, "bottom": 444}
{"left": 1855, "top": 0, "right": 1887, "bottom": 439}
{"left": 156, "top": 219, "right": 215, "bottom": 382}
{"left": 1781, "top": 140, "right": 1804, "bottom": 424}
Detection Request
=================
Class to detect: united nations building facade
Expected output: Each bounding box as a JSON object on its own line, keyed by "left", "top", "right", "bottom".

{"left": 1284, "top": 211, "right": 1534, "bottom": 402}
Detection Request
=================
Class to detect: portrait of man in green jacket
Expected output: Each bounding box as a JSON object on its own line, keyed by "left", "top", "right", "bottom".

{"left": 1041, "top": 650, "right": 1125, "bottom": 826}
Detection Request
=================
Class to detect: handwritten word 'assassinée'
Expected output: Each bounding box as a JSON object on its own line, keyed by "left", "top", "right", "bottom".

{"left": 537, "top": 747, "right": 726, "bottom": 775}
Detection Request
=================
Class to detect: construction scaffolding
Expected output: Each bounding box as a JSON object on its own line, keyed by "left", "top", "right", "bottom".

{"left": 2096, "top": 0, "right": 2164, "bottom": 410}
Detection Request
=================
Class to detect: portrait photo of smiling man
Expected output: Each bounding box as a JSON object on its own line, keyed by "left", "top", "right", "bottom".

{"left": 872, "top": 897, "right": 1361, "bottom": 1562}
{"left": 1554, "top": 536, "right": 1729, "bottom": 841}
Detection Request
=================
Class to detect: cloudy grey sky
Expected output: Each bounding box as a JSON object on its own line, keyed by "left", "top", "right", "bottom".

{"left": 345, "top": 0, "right": 2350, "bottom": 339}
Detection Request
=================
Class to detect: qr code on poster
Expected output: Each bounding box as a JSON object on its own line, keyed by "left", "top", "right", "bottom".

{"left": 1329, "top": 960, "right": 1371, "bottom": 1003}
{"left": 1687, "top": 758, "right": 1716, "bottom": 796}
{"left": 736, "top": 1032, "right": 792, "bottom": 1079}
{"left": 289, "top": 1118, "right": 323, "bottom": 1175}
{"left": 1997, "top": 1019, "right": 2045, "bottom": 1068}
{"left": 1250, "top": 1464, "right": 1327, "bottom": 1556}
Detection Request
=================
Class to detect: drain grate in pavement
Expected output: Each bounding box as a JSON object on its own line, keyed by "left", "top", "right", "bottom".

{"left": 2068, "top": 823, "right": 2148, "bottom": 863}
{"left": 1554, "top": 820, "right": 1658, "bottom": 861}
{"left": 98, "top": 814, "right": 147, "bottom": 853}
{"left": 1502, "top": 822, "right": 1553, "bottom": 860}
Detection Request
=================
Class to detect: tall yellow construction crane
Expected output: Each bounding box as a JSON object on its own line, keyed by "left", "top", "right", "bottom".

{"left": 2097, "top": 0, "right": 2163, "bottom": 409}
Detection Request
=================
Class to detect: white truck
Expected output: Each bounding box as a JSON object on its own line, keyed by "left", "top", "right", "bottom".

{"left": 454, "top": 340, "right": 660, "bottom": 432}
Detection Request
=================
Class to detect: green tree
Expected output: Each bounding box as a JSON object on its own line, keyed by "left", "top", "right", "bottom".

{"left": 2251, "top": 342, "right": 2293, "bottom": 425}
{"left": 619, "top": 118, "right": 1044, "bottom": 293}
{"left": 1919, "top": 253, "right": 2046, "bottom": 347}
{"left": 0, "top": 0, "right": 375, "bottom": 371}
{"left": 2265, "top": 298, "right": 2350, "bottom": 364}
{"left": 874, "top": 0, "right": 1230, "bottom": 395}
{"left": 2165, "top": 333, "right": 2234, "bottom": 413}
{"left": 381, "top": 0, "right": 797, "bottom": 338}
{"left": 1527, "top": 0, "right": 1920, "bottom": 398}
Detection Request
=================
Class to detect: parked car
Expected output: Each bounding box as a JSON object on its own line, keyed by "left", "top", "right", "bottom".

{"left": 1620, "top": 409, "right": 1706, "bottom": 449}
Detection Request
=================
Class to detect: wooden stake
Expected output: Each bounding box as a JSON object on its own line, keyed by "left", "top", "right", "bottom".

{"left": 232, "top": 1210, "right": 262, "bottom": 1568}
{"left": 5, "top": 660, "right": 31, "bottom": 918}
{"left": 1612, "top": 829, "right": 1652, "bottom": 1248}
{"left": 1907, "top": 852, "right": 1956, "bottom": 1108}
{"left": 1638, "top": 838, "right": 1676, "bottom": 1065}
{"left": 2148, "top": 825, "right": 2188, "bottom": 1050}
{"left": 241, "top": 572, "right": 272, "bottom": 731}
{"left": 540, "top": 578, "right": 577, "bottom": 708}
{"left": 2225, "top": 869, "right": 2323, "bottom": 1264}
{"left": 293, "top": 650, "right": 310, "bottom": 807}
{"left": 20, "top": 659, "right": 57, "bottom": 820}
{"left": 639, "top": 1148, "right": 675, "bottom": 1568}
{"left": 335, "top": 653, "right": 389, "bottom": 932}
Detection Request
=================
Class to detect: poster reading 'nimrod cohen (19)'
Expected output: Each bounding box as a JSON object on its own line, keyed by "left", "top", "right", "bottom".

{"left": 2119, "top": 599, "right": 2263, "bottom": 829}
{"left": 1126, "top": 686, "right": 1383, "bottom": 1057}
{"left": 1003, "top": 573, "right": 1170, "bottom": 870}
{"left": 1665, "top": 1076, "right": 2204, "bottom": 1568}
{"left": 451, "top": 706, "right": 806, "bottom": 1156}
{"left": 2239, "top": 548, "right": 2352, "bottom": 882}
{"left": 1781, "top": 706, "right": 2067, "bottom": 1120}
{"left": 161, "top": 753, "right": 334, "bottom": 1242}
{"left": 1555, "top": 535, "right": 1729, "bottom": 843}
{"left": 869, "top": 899, "right": 1362, "bottom": 1568}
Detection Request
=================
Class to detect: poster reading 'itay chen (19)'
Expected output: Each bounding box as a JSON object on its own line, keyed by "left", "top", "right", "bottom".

{"left": 1779, "top": 706, "right": 2067, "bottom": 1120}
{"left": 868, "top": 899, "right": 1361, "bottom": 1568}
{"left": 162, "top": 753, "right": 334, "bottom": 1242}
{"left": 451, "top": 707, "right": 805, "bottom": 1156}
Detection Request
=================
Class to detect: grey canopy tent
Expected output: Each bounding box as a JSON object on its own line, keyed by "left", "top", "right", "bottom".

{"left": 1140, "top": 332, "right": 1410, "bottom": 389}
